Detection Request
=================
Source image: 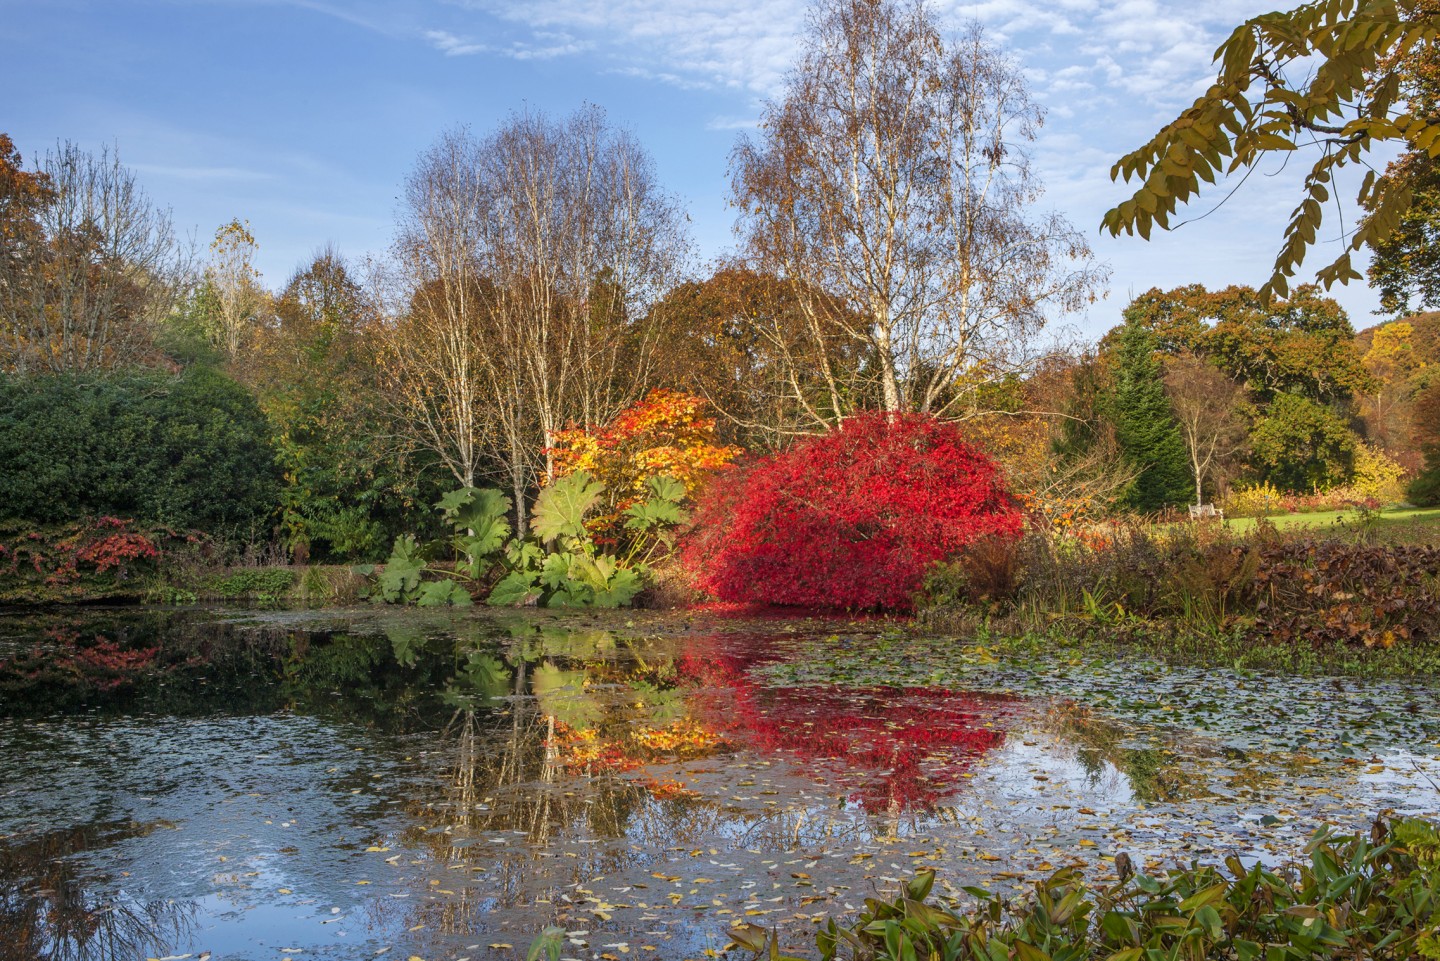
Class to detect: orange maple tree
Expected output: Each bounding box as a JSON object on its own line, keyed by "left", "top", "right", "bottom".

{"left": 547, "top": 389, "right": 742, "bottom": 543}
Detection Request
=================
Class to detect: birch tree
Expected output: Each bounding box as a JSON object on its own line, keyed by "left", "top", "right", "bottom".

{"left": 205, "top": 218, "right": 267, "bottom": 361}
{"left": 731, "top": 0, "right": 1105, "bottom": 419}
{"left": 384, "top": 109, "right": 690, "bottom": 522}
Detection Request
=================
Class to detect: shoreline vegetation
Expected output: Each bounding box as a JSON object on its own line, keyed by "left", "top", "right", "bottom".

{"left": 722, "top": 817, "right": 1440, "bottom": 961}
{"left": 4, "top": 504, "right": 1438, "bottom": 679}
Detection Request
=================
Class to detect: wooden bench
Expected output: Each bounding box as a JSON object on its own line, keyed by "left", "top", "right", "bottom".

{"left": 1188, "top": 503, "right": 1224, "bottom": 519}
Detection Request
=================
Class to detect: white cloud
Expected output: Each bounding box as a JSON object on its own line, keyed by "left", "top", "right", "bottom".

{"left": 425, "top": 28, "right": 486, "bottom": 54}
{"left": 423, "top": 26, "right": 590, "bottom": 58}
{"left": 706, "top": 115, "right": 761, "bottom": 131}
{"left": 458, "top": 0, "right": 807, "bottom": 94}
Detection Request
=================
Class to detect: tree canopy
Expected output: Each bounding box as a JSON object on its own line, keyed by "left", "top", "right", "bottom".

{"left": 1102, "top": 0, "right": 1440, "bottom": 298}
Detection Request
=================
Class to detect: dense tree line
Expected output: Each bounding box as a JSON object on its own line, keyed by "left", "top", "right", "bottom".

{"left": 3, "top": 0, "right": 1439, "bottom": 563}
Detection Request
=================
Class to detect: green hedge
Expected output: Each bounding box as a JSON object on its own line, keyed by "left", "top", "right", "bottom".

{"left": 0, "top": 369, "right": 280, "bottom": 538}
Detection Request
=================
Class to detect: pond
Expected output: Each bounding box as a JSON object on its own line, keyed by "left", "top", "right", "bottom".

{"left": 2, "top": 606, "right": 1439, "bottom": 961}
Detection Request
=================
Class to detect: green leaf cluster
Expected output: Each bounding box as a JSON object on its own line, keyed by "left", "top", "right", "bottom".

{"left": 732, "top": 817, "right": 1440, "bottom": 961}
{"left": 368, "top": 470, "right": 687, "bottom": 609}
{"left": 1102, "top": 0, "right": 1440, "bottom": 298}
{"left": 1250, "top": 392, "right": 1359, "bottom": 489}
{"left": 487, "top": 471, "right": 679, "bottom": 609}
{"left": 0, "top": 368, "right": 281, "bottom": 539}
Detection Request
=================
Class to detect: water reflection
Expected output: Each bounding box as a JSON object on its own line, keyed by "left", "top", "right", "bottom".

{"left": 4, "top": 607, "right": 1432, "bottom": 960}
{"left": 0, "top": 821, "right": 196, "bottom": 961}
{"left": 0, "top": 610, "right": 1028, "bottom": 959}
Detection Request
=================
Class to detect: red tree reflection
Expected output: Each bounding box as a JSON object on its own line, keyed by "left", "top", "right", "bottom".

{"left": 677, "top": 636, "right": 1018, "bottom": 813}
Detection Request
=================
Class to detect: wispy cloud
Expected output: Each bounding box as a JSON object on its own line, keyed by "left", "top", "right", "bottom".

{"left": 424, "top": 26, "right": 591, "bottom": 58}
{"left": 457, "top": 0, "right": 806, "bottom": 94}
{"left": 706, "top": 115, "right": 761, "bottom": 131}
{"left": 130, "top": 163, "right": 276, "bottom": 182}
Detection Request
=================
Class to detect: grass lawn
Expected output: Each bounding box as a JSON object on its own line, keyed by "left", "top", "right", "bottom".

{"left": 1222, "top": 504, "right": 1440, "bottom": 539}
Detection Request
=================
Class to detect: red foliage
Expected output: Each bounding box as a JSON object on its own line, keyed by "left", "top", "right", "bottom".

{"left": 676, "top": 641, "right": 1016, "bottom": 813}
{"left": 75, "top": 531, "right": 159, "bottom": 573}
{"left": 0, "top": 518, "right": 170, "bottom": 596}
{"left": 683, "top": 412, "right": 1022, "bottom": 611}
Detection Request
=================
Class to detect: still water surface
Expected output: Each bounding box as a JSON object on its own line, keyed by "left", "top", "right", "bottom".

{"left": 1, "top": 606, "right": 1438, "bottom": 961}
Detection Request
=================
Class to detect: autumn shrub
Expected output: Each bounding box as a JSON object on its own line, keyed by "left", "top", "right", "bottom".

{"left": 991, "top": 519, "right": 1440, "bottom": 653}
{"left": 1222, "top": 478, "right": 1394, "bottom": 517}
{"left": 0, "top": 517, "right": 188, "bottom": 603}
{"left": 547, "top": 389, "right": 741, "bottom": 547}
{"left": 1350, "top": 442, "right": 1410, "bottom": 503}
{"left": 925, "top": 534, "right": 1023, "bottom": 608}
{"left": 1011, "top": 523, "right": 1172, "bottom": 618}
{"left": 683, "top": 412, "right": 1022, "bottom": 611}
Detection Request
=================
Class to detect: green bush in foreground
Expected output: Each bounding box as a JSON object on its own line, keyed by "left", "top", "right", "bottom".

{"left": 719, "top": 818, "right": 1440, "bottom": 961}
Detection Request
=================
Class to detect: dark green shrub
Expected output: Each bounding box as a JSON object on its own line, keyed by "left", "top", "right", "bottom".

{"left": 1411, "top": 443, "right": 1440, "bottom": 507}
{"left": 0, "top": 369, "right": 280, "bottom": 538}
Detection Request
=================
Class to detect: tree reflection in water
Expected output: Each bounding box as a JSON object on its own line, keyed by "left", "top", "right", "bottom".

{"left": 370, "top": 623, "right": 1020, "bottom": 941}
{"left": 0, "top": 610, "right": 1025, "bottom": 956}
{"left": 0, "top": 821, "right": 195, "bottom": 961}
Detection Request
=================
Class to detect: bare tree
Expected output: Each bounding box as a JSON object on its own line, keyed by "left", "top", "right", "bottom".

{"left": 1162, "top": 353, "right": 1248, "bottom": 506}
{"left": 731, "top": 0, "right": 1107, "bottom": 418}
{"left": 0, "top": 141, "right": 187, "bottom": 373}
{"left": 381, "top": 129, "right": 495, "bottom": 491}
{"left": 205, "top": 218, "right": 267, "bottom": 360}
{"left": 384, "top": 108, "right": 691, "bottom": 521}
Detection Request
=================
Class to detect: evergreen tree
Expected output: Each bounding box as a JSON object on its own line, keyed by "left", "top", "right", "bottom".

{"left": 1106, "top": 317, "right": 1195, "bottom": 511}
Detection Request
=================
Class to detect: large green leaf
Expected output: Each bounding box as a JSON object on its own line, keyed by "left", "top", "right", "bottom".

{"left": 623, "top": 497, "right": 685, "bottom": 531}
{"left": 436, "top": 486, "right": 478, "bottom": 518}
{"left": 416, "top": 578, "right": 472, "bottom": 607}
{"left": 438, "top": 488, "right": 513, "bottom": 578}
{"left": 506, "top": 539, "right": 543, "bottom": 571}
{"left": 539, "top": 552, "right": 572, "bottom": 590}
{"left": 545, "top": 582, "right": 593, "bottom": 607}
{"left": 378, "top": 535, "right": 425, "bottom": 602}
{"left": 569, "top": 553, "right": 618, "bottom": 593}
{"left": 592, "top": 565, "right": 642, "bottom": 608}
{"left": 487, "top": 569, "right": 542, "bottom": 607}
{"left": 452, "top": 488, "right": 512, "bottom": 537}
{"left": 532, "top": 471, "right": 604, "bottom": 545}
{"left": 526, "top": 925, "right": 566, "bottom": 961}
{"left": 647, "top": 474, "right": 686, "bottom": 503}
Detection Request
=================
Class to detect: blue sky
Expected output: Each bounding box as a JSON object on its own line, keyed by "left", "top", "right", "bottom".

{"left": 0, "top": 0, "right": 1393, "bottom": 339}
